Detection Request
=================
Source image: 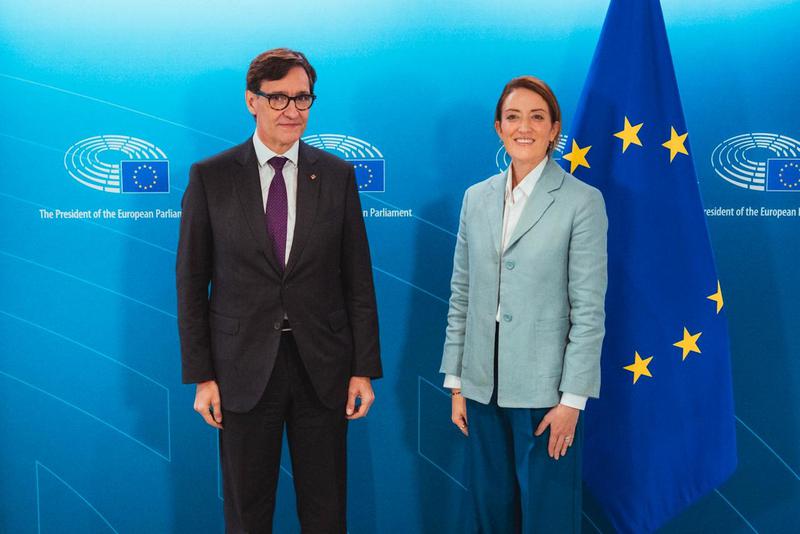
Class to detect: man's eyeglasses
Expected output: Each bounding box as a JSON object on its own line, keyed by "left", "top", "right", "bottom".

{"left": 254, "top": 90, "right": 316, "bottom": 111}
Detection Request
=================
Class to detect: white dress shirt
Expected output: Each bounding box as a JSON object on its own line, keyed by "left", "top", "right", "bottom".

{"left": 253, "top": 132, "right": 299, "bottom": 266}
{"left": 444, "top": 157, "right": 588, "bottom": 410}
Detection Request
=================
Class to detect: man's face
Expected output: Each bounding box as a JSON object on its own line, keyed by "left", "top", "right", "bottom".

{"left": 245, "top": 66, "right": 311, "bottom": 153}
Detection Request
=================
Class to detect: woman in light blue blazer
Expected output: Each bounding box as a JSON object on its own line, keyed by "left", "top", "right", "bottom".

{"left": 440, "top": 76, "right": 607, "bottom": 533}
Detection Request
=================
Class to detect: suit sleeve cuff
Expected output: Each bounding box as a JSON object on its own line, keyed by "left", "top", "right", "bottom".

{"left": 560, "top": 392, "right": 587, "bottom": 410}
{"left": 443, "top": 374, "right": 462, "bottom": 389}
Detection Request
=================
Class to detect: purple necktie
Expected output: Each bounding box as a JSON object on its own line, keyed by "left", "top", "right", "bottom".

{"left": 266, "top": 156, "right": 288, "bottom": 270}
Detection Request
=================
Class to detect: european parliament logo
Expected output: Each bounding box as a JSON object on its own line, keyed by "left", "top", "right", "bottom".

{"left": 495, "top": 133, "right": 569, "bottom": 172}
{"left": 302, "top": 134, "right": 385, "bottom": 193}
{"left": 711, "top": 133, "right": 800, "bottom": 192}
{"left": 64, "top": 135, "right": 170, "bottom": 194}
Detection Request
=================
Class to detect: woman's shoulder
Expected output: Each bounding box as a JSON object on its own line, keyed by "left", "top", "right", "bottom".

{"left": 558, "top": 169, "right": 604, "bottom": 203}
{"left": 464, "top": 171, "right": 505, "bottom": 197}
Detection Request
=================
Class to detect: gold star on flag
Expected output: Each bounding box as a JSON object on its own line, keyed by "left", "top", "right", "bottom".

{"left": 562, "top": 139, "right": 591, "bottom": 174}
{"left": 614, "top": 117, "right": 643, "bottom": 153}
{"left": 624, "top": 351, "right": 653, "bottom": 384}
{"left": 707, "top": 281, "right": 724, "bottom": 314}
{"left": 673, "top": 327, "right": 701, "bottom": 360}
{"left": 662, "top": 126, "right": 688, "bottom": 162}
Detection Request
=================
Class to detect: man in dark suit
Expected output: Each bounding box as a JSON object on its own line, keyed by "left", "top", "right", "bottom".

{"left": 176, "top": 48, "right": 382, "bottom": 533}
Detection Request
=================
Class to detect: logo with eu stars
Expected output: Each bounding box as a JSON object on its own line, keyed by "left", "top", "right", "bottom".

{"left": 64, "top": 135, "right": 169, "bottom": 194}
{"left": 495, "top": 134, "right": 569, "bottom": 172}
{"left": 711, "top": 133, "right": 800, "bottom": 192}
{"left": 302, "top": 134, "right": 385, "bottom": 193}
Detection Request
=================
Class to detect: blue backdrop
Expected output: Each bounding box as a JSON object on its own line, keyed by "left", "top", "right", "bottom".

{"left": 1, "top": 1, "right": 798, "bottom": 532}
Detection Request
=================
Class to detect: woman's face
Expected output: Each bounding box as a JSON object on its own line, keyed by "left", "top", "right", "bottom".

{"left": 495, "top": 88, "right": 559, "bottom": 169}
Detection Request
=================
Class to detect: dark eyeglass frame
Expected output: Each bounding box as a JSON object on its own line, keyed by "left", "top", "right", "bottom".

{"left": 254, "top": 90, "right": 317, "bottom": 111}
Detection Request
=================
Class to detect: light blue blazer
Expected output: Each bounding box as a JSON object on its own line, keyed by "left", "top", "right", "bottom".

{"left": 440, "top": 159, "right": 608, "bottom": 407}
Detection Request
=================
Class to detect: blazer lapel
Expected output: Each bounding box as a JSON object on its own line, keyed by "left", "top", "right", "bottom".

{"left": 484, "top": 172, "right": 506, "bottom": 257}
{"left": 504, "top": 159, "right": 565, "bottom": 251}
{"left": 233, "top": 140, "right": 282, "bottom": 275}
{"left": 284, "top": 141, "right": 320, "bottom": 278}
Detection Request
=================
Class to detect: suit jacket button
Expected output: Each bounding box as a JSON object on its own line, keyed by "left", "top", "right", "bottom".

{"left": 505, "top": 261, "right": 515, "bottom": 270}
{"left": 503, "top": 314, "right": 512, "bottom": 322}
{"left": 273, "top": 321, "right": 282, "bottom": 330}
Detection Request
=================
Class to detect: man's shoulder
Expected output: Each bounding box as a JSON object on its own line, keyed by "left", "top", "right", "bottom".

{"left": 189, "top": 139, "right": 356, "bottom": 177}
{"left": 192, "top": 141, "right": 250, "bottom": 171}
{"left": 302, "top": 142, "right": 351, "bottom": 173}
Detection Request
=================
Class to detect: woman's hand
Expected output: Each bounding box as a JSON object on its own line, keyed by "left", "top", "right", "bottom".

{"left": 451, "top": 390, "right": 469, "bottom": 436}
{"left": 534, "top": 404, "right": 579, "bottom": 459}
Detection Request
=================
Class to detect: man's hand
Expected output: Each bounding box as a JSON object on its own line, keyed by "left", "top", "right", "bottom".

{"left": 534, "top": 404, "right": 579, "bottom": 460}
{"left": 451, "top": 391, "right": 468, "bottom": 436}
{"left": 194, "top": 380, "right": 223, "bottom": 429}
{"left": 346, "top": 376, "right": 375, "bottom": 420}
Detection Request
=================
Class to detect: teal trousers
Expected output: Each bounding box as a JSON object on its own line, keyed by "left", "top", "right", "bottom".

{"left": 465, "top": 398, "right": 583, "bottom": 533}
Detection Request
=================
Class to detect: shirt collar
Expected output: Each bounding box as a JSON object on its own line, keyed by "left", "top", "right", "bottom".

{"left": 505, "top": 156, "right": 548, "bottom": 201}
{"left": 252, "top": 132, "right": 300, "bottom": 168}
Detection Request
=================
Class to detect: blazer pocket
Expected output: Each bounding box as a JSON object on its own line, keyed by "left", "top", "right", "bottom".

{"left": 328, "top": 309, "right": 349, "bottom": 332}
{"left": 534, "top": 316, "right": 570, "bottom": 377}
{"left": 209, "top": 311, "right": 239, "bottom": 335}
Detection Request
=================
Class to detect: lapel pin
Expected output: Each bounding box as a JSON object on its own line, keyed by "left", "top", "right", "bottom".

{"left": 310, "top": 174, "right": 317, "bottom": 181}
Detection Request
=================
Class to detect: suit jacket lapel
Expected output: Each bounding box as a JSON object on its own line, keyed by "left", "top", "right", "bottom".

{"left": 484, "top": 172, "right": 506, "bottom": 257}
{"left": 284, "top": 141, "right": 320, "bottom": 278}
{"left": 233, "top": 140, "right": 282, "bottom": 275}
{"left": 504, "top": 159, "right": 564, "bottom": 251}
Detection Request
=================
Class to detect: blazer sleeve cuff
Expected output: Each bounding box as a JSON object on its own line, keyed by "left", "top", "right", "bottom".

{"left": 443, "top": 374, "right": 462, "bottom": 389}
{"left": 560, "top": 392, "right": 588, "bottom": 410}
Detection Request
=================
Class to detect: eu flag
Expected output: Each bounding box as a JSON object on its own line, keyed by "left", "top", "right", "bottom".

{"left": 120, "top": 160, "right": 170, "bottom": 193}
{"left": 350, "top": 159, "right": 386, "bottom": 192}
{"left": 766, "top": 158, "right": 800, "bottom": 191}
{"left": 560, "top": 1, "right": 737, "bottom": 531}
